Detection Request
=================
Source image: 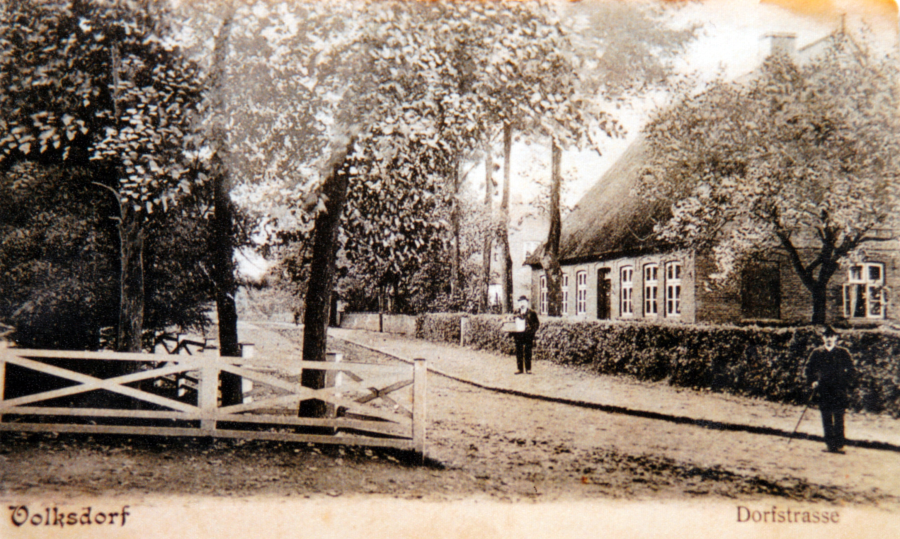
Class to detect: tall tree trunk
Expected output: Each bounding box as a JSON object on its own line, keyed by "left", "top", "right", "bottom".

{"left": 299, "top": 142, "right": 354, "bottom": 418}
{"left": 481, "top": 144, "right": 494, "bottom": 313}
{"left": 110, "top": 43, "right": 146, "bottom": 354}
{"left": 209, "top": 5, "right": 242, "bottom": 405}
{"left": 449, "top": 158, "right": 463, "bottom": 304}
{"left": 118, "top": 212, "right": 145, "bottom": 352}
{"left": 542, "top": 139, "right": 563, "bottom": 317}
{"left": 498, "top": 123, "right": 514, "bottom": 314}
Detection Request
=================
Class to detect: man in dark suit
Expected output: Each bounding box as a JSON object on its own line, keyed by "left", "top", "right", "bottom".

{"left": 805, "top": 326, "right": 857, "bottom": 453}
{"left": 513, "top": 296, "right": 540, "bottom": 375}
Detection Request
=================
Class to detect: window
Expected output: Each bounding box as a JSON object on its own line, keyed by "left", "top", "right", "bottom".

{"left": 666, "top": 262, "right": 682, "bottom": 316}
{"left": 540, "top": 275, "right": 549, "bottom": 316}
{"left": 844, "top": 263, "right": 888, "bottom": 319}
{"left": 576, "top": 271, "right": 588, "bottom": 315}
{"left": 644, "top": 264, "right": 659, "bottom": 317}
{"left": 620, "top": 266, "right": 634, "bottom": 316}
{"left": 561, "top": 274, "right": 569, "bottom": 315}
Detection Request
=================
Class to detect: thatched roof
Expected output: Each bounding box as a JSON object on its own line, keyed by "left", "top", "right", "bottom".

{"left": 526, "top": 136, "right": 671, "bottom": 268}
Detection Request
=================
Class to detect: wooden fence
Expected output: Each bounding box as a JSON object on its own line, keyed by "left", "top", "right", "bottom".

{"left": 0, "top": 344, "right": 426, "bottom": 455}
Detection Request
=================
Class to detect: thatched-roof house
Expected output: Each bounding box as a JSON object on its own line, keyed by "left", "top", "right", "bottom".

{"left": 526, "top": 31, "right": 899, "bottom": 326}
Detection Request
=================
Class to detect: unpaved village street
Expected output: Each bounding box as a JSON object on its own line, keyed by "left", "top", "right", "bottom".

{"left": 1, "top": 321, "right": 899, "bottom": 513}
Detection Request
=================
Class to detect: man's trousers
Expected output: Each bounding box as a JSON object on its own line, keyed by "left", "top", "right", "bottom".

{"left": 820, "top": 407, "right": 846, "bottom": 451}
{"left": 514, "top": 335, "right": 533, "bottom": 373}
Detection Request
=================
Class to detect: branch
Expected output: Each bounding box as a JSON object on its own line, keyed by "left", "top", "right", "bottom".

{"left": 773, "top": 226, "right": 816, "bottom": 292}
{"left": 91, "top": 181, "right": 124, "bottom": 222}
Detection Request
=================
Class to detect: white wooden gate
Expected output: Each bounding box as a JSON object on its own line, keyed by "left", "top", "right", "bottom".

{"left": 0, "top": 344, "right": 426, "bottom": 455}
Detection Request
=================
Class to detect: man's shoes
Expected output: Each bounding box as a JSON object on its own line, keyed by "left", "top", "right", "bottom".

{"left": 515, "top": 371, "right": 524, "bottom": 375}
{"left": 526, "top": 371, "right": 532, "bottom": 375}
{"left": 824, "top": 448, "right": 845, "bottom": 454}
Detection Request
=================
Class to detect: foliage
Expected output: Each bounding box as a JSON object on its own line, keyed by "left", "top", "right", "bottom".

{"left": 0, "top": 0, "right": 211, "bottom": 351}
{"left": 0, "top": 163, "right": 117, "bottom": 349}
{"left": 417, "top": 313, "right": 900, "bottom": 416}
{"left": 0, "top": 0, "right": 206, "bottom": 212}
{"left": 0, "top": 161, "right": 216, "bottom": 349}
{"left": 637, "top": 35, "right": 900, "bottom": 322}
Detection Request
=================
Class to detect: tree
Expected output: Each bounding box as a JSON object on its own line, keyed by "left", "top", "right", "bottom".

{"left": 204, "top": 0, "right": 242, "bottom": 404}
{"left": 637, "top": 37, "right": 900, "bottom": 324}
{"left": 0, "top": 0, "right": 207, "bottom": 352}
{"left": 473, "top": 0, "right": 695, "bottom": 315}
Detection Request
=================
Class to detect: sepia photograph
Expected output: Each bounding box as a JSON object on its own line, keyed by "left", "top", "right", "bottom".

{"left": 1, "top": 0, "right": 899, "bottom": 537}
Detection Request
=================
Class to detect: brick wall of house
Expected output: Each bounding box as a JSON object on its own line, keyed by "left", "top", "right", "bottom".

{"left": 693, "top": 252, "right": 742, "bottom": 324}
{"left": 534, "top": 242, "right": 899, "bottom": 327}
{"left": 533, "top": 250, "right": 698, "bottom": 323}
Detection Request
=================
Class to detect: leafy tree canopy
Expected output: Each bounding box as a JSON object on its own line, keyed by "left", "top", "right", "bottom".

{"left": 638, "top": 35, "right": 900, "bottom": 322}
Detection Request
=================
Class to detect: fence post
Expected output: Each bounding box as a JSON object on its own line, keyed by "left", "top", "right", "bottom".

{"left": 324, "top": 352, "right": 344, "bottom": 418}
{"left": 199, "top": 358, "right": 219, "bottom": 433}
{"left": 412, "top": 358, "right": 427, "bottom": 460}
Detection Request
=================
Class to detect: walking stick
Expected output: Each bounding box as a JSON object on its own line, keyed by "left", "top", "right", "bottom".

{"left": 788, "top": 386, "right": 817, "bottom": 445}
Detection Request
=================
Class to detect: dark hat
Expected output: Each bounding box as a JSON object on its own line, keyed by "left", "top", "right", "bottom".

{"left": 517, "top": 295, "right": 529, "bottom": 302}
{"left": 822, "top": 325, "right": 838, "bottom": 337}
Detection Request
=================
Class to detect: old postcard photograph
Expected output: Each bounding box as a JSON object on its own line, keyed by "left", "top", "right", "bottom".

{"left": 1, "top": 0, "right": 899, "bottom": 537}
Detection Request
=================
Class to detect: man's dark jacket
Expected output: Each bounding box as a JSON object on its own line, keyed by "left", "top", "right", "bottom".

{"left": 805, "top": 346, "right": 857, "bottom": 409}
{"left": 516, "top": 309, "right": 540, "bottom": 338}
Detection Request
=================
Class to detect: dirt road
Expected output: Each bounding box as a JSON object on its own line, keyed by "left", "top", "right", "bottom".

{"left": 1, "top": 322, "right": 898, "bottom": 511}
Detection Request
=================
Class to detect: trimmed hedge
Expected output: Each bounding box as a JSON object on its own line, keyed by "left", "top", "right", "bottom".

{"left": 416, "top": 314, "right": 900, "bottom": 417}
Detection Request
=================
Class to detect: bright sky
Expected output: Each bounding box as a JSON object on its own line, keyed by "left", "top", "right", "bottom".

{"left": 512, "top": 0, "right": 900, "bottom": 208}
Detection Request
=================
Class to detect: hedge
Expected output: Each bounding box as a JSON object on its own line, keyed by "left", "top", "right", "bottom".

{"left": 416, "top": 313, "right": 900, "bottom": 417}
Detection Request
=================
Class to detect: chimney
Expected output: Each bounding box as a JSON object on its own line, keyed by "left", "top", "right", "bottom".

{"left": 760, "top": 32, "right": 797, "bottom": 58}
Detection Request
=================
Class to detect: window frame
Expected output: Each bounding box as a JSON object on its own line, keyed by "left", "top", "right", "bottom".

{"left": 561, "top": 273, "right": 569, "bottom": 316}
{"left": 540, "top": 274, "right": 549, "bottom": 316}
{"left": 576, "top": 270, "right": 588, "bottom": 315}
{"left": 844, "top": 262, "right": 888, "bottom": 319}
{"left": 665, "top": 261, "right": 682, "bottom": 317}
{"left": 620, "top": 266, "right": 634, "bottom": 317}
{"left": 643, "top": 263, "right": 659, "bottom": 317}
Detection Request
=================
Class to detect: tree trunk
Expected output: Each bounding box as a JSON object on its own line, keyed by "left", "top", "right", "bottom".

{"left": 498, "top": 123, "right": 514, "bottom": 314}
{"left": 209, "top": 5, "right": 242, "bottom": 405}
{"left": 299, "top": 145, "right": 353, "bottom": 418}
{"left": 450, "top": 158, "right": 463, "bottom": 304}
{"left": 810, "top": 260, "right": 839, "bottom": 325}
{"left": 776, "top": 231, "right": 840, "bottom": 325}
{"left": 117, "top": 212, "right": 145, "bottom": 353}
{"left": 481, "top": 143, "right": 494, "bottom": 312}
{"left": 810, "top": 283, "right": 828, "bottom": 325}
{"left": 543, "top": 140, "right": 563, "bottom": 317}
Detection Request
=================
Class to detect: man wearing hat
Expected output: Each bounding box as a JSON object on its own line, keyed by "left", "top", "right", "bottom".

{"left": 513, "top": 296, "right": 540, "bottom": 374}
{"left": 805, "top": 326, "right": 857, "bottom": 453}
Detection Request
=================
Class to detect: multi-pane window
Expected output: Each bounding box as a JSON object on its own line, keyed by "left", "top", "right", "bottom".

{"left": 644, "top": 264, "right": 659, "bottom": 317}
{"left": 844, "top": 263, "right": 888, "bottom": 319}
{"left": 620, "top": 266, "right": 634, "bottom": 316}
{"left": 666, "top": 262, "right": 682, "bottom": 316}
{"left": 576, "top": 271, "right": 588, "bottom": 315}
{"left": 561, "top": 274, "right": 569, "bottom": 315}
{"left": 540, "top": 275, "right": 549, "bottom": 316}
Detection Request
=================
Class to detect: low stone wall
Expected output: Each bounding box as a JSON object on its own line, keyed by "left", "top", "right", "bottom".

{"left": 339, "top": 312, "right": 417, "bottom": 337}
